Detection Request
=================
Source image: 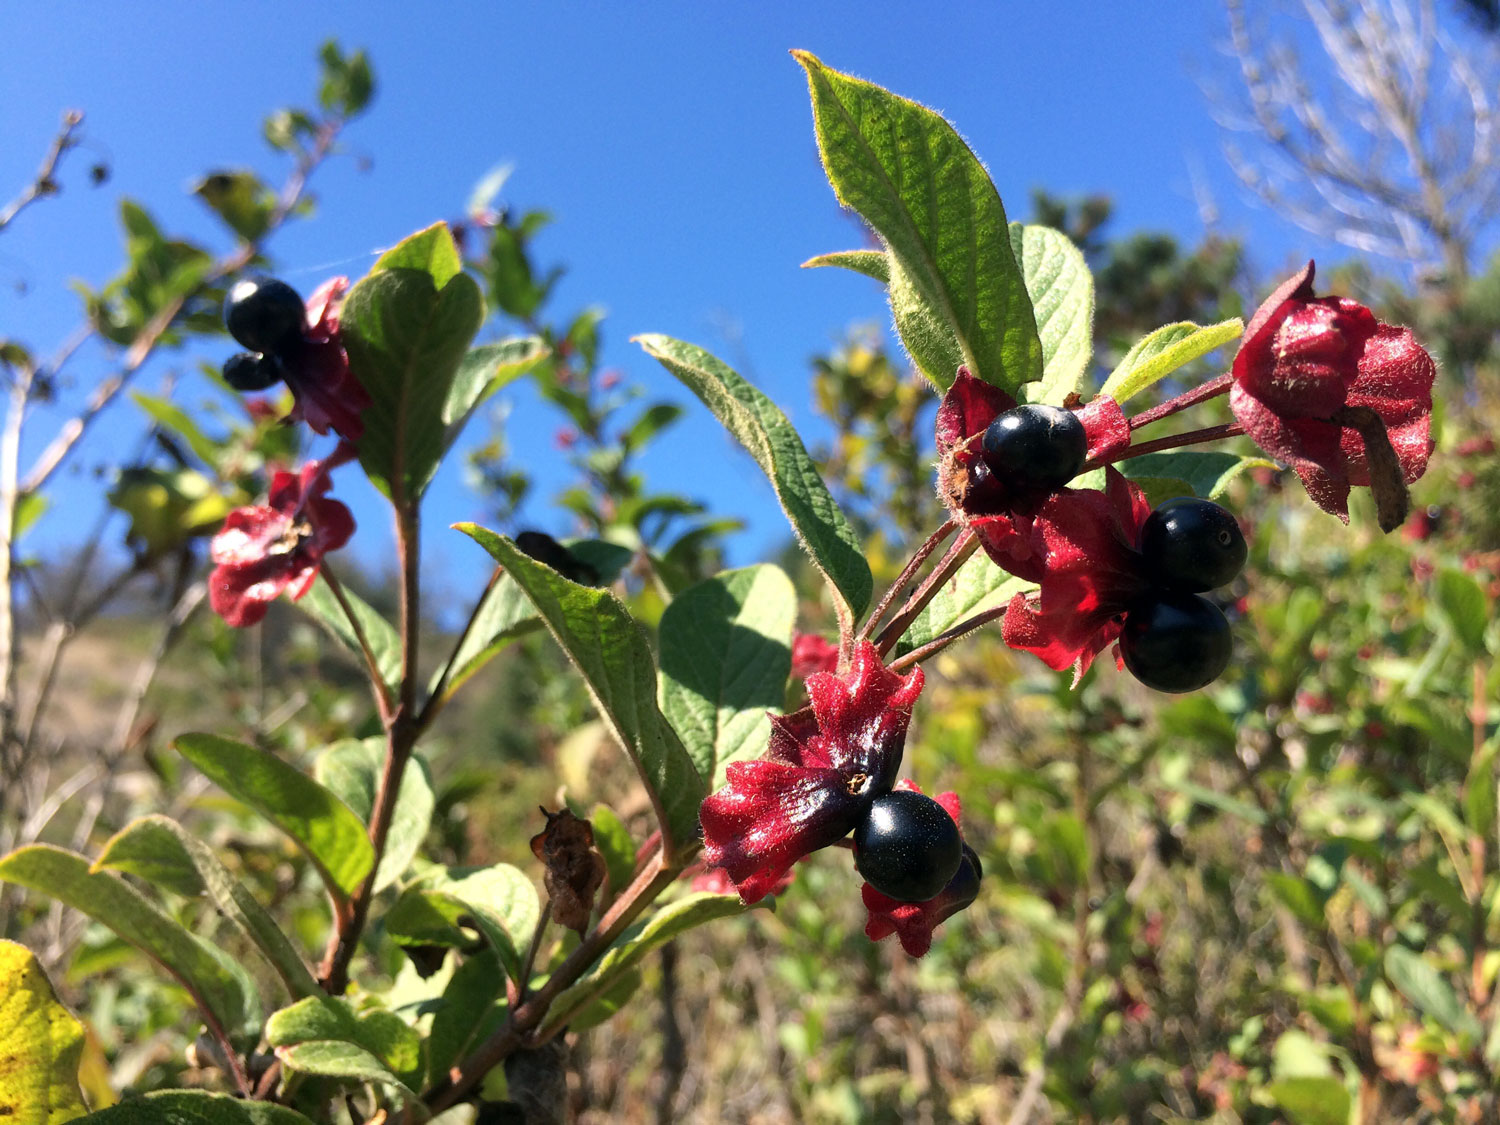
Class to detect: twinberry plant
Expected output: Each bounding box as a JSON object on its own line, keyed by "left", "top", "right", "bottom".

{"left": 0, "top": 51, "right": 1438, "bottom": 1124}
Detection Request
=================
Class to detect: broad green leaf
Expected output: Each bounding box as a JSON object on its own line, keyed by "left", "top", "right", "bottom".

{"left": 1465, "top": 742, "right": 1498, "bottom": 840}
{"left": 1264, "top": 1077, "right": 1352, "bottom": 1125}
{"left": 457, "top": 526, "right": 706, "bottom": 854}
{"left": 131, "top": 392, "right": 222, "bottom": 468}
{"left": 0, "top": 846, "right": 255, "bottom": 1044}
{"left": 1100, "top": 318, "right": 1243, "bottom": 403}
{"left": 276, "top": 1040, "right": 417, "bottom": 1102}
{"left": 1011, "top": 224, "right": 1093, "bottom": 405}
{"left": 315, "top": 739, "right": 434, "bottom": 893}
{"left": 800, "top": 249, "right": 890, "bottom": 283}
{"left": 636, "top": 335, "right": 871, "bottom": 625}
{"left": 1265, "top": 873, "right": 1326, "bottom": 928}
{"left": 427, "top": 951, "right": 507, "bottom": 1084}
{"left": 795, "top": 52, "right": 1041, "bottom": 394}
{"left": 77, "top": 1092, "right": 315, "bottom": 1123}
{"left": 192, "top": 170, "right": 276, "bottom": 242}
{"left": 93, "top": 815, "right": 318, "bottom": 999}
{"left": 1119, "top": 450, "right": 1275, "bottom": 506}
{"left": 266, "top": 996, "right": 421, "bottom": 1088}
{"left": 385, "top": 864, "right": 539, "bottom": 983}
{"left": 900, "top": 551, "right": 1032, "bottom": 652}
{"left": 1435, "top": 568, "right": 1489, "bottom": 654}
{"left": 540, "top": 892, "right": 753, "bottom": 1036}
{"left": 1385, "top": 945, "right": 1482, "bottom": 1038}
{"left": 441, "top": 336, "right": 549, "bottom": 438}
{"left": 659, "top": 565, "right": 796, "bottom": 787}
{"left": 296, "top": 577, "right": 402, "bottom": 692}
{"left": 344, "top": 224, "right": 486, "bottom": 504}
{"left": 0, "top": 940, "right": 87, "bottom": 1125}
{"left": 589, "top": 805, "right": 637, "bottom": 896}
{"left": 174, "top": 734, "right": 373, "bottom": 901}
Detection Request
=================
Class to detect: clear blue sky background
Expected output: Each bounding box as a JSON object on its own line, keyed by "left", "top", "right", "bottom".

{"left": 2, "top": 4, "right": 1366, "bottom": 608}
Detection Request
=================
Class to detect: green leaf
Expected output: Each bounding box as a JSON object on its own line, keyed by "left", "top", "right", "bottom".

{"left": 385, "top": 864, "right": 539, "bottom": 984}
{"left": 0, "top": 940, "right": 88, "bottom": 1125}
{"left": 1385, "top": 945, "right": 1482, "bottom": 1038}
{"left": 636, "top": 335, "right": 871, "bottom": 625}
{"left": 568, "top": 966, "right": 643, "bottom": 1033}
{"left": 456, "top": 526, "right": 706, "bottom": 856}
{"left": 0, "top": 846, "right": 256, "bottom": 1044}
{"left": 800, "top": 249, "right": 890, "bottom": 283}
{"left": 441, "top": 336, "right": 549, "bottom": 441}
{"left": 131, "top": 392, "right": 222, "bottom": 468}
{"left": 540, "top": 892, "right": 754, "bottom": 1036}
{"left": 1011, "top": 224, "right": 1093, "bottom": 405}
{"left": 93, "top": 815, "right": 318, "bottom": 999}
{"left": 1263, "top": 1077, "right": 1352, "bottom": 1125}
{"left": 427, "top": 951, "right": 507, "bottom": 1084}
{"left": 795, "top": 52, "right": 1041, "bottom": 394}
{"left": 266, "top": 996, "right": 422, "bottom": 1088}
{"left": 659, "top": 565, "right": 796, "bottom": 787}
{"left": 343, "top": 224, "right": 486, "bottom": 503}
{"left": 622, "top": 403, "right": 683, "bottom": 454}
{"left": 1266, "top": 872, "right": 1327, "bottom": 928}
{"left": 295, "top": 579, "right": 402, "bottom": 693}
{"left": 315, "top": 739, "right": 434, "bottom": 893}
{"left": 1435, "top": 568, "right": 1490, "bottom": 654}
{"left": 900, "top": 551, "right": 1032, "bottom": 651}
{"left": 1119, "top": 450, "right": 1275, "bottom": 505}
{"left": 1466, "top": 742, "right": 1498, "bottom": 840}
{"left": 1100, "top": 318, "right": 1243, "bottom": 403}
{"left": 589, "top": 805, "right": 637, "bottom": 896}
{"left": 276, "top": 1041, "right": 417, "bottom": 1101}
{"left": 77, "top": 1091, "right": 316, "bottom": 1124}
{"left": 173, "top": 733, "right": 373, "bottom": 902}
{"left": 192, "top": 170, "right": 276, "bottom": 242}
{"left": 12, "top": 491, "right": 47, "bottom": 541}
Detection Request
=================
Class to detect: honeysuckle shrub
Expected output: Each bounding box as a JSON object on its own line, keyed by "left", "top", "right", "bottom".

{"left": 3, "top": 45, "right": 1495, "bottom": 1125}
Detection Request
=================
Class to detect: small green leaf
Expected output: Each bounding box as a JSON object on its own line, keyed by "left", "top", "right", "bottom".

{"left": 267, "top": 996, "right": 421, "bottom": 1088}
{"left": 1266, "top": 872, "right": 1326, "bottom": 928}
{"left": 900, "top": 551, "right": 1032, "bottom": 651}
{"left": 540, "top": 892, "right": 755, "bottom": 1037}
{"left": 295, "top": 580, "right": 401, "bottom": 693}
{"left": 589, "top": 805, "right": 637, "bottom": 896}
{"left": 343, "top": 224, "right": 486, "bottom": 504}
{"left": 441, "top": 337, "right": 549, "bottom": 438}
{"left": 0, "top": 940, "right": 88, "bottom": 1125}
{"left": 0, "top": 846, "right": 255, "bottom": 1044}
{"left": 12, "top": 492, "right": 47, "bottom": 541}
{"left": 173, "top": 734, "right": 373, "bottom": 902}
{"left": 659, "top": 565, "right": 796, "bottom": 787}
{"left": 1435, "top": 568, "right": 1490, "bottom": 655}
{"left": 1100, "top": 318, "right": 1243, "bottom": 403}
{"left": 93, "top": 815, "right": 318, "bottom": 999}
{"left": 1465, "top": 742, "right": 1498, "bottom": 840}
{"left": 457, "top": 526, "right": 706, "bottom": 856}
{"left": 315, "top": 739, "right": 434, "bottom": 893}
{"left": 795, "top": 52, "right": 1041, "bottom": 394}
{"left": 1011, "top": 224, "right": 1093, "bottom": 406}
{"left": 1119, "top": 450, "right": 1275, "bottom": 505}
{"left": 192, "top": 170, "right": 276, "bottom": 242}
{"left": 427, "top": 951, "right": 507, "bottom": 1084}
{"left": 800, "top": 249, "right": 890, "bottom": 283}
{"left": 636, "top": 335, "right": 871, "bottom": 626}
{"left": 77, "top": 1091, "right": 316, "bottom": 1124}
{"left": 1263, "top": 1077, "right": 1352, "bottom": 1125}
{"left": 568, "top": 966, "right": 643, "bottom": 1033}
{"left": 131, "top": 392, "right": 222, "bottom": 468}
{"left": 276, "top": 1041, "right": 417, "bottom": 1101}
{"left": 1385, "top": 945, "right": 1483, "bottom": 1038}
{"left": 385, "top": 864, "right": 539, "bottom": 984}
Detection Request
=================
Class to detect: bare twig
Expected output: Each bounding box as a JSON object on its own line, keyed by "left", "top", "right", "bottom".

{"left": 0, "top": 110, "right": 84, "bottom": 234}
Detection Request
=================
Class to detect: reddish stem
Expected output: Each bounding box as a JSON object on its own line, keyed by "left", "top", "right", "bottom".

{"left": 1125, "top": 373, "right": 1232, "bottom": 431}
{"left": 1086, "top": 422, "right": 1245, "bottom": 471}
{"left": 859, "top": 519, "right": 957, "bottom": 642}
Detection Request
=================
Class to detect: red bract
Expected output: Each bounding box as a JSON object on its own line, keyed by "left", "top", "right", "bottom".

{"left": 208, "top": 458, "right": 355, "bottom": 628}
{"left": 698, "top": 641, "right": 924, "bottom": 904}
{"left": 935, "top": 367, "right": 1129, "bottom": 577}
{"left": 861, "top": 783, "right": 982, "bottom": 957}
{"left": 1229, "top": 261, "right": 1435, "bottom": 522}
{"left": 1001, "top": 469, "right": 1154, "bottom": 683}
{"left": 790, "top": 632, "right": 839, "bottom": 681}
{"left": 283, "top": 277, "right": 371, "bottom": 442}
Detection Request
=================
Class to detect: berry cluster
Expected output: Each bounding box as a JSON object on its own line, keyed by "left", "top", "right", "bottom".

{"left": 222, "top": 276, "right": 309, "bottom": 391}
{"left": 1122, "top": 498, "right": 1247, "bottom": 693}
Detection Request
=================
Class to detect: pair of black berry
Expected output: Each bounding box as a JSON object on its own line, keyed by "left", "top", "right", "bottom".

{"left": 1120, "top": 497, "right": 1247, "bottom": 693}
{"left": 221, "top": 276, "right": 307, "bottom": 392}
{"left": 853, "top": 789, "right": 965, "bottom": 903}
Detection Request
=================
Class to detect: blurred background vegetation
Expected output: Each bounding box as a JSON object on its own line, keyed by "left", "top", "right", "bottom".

{"left": 4, "top": 3, "right": 1500, "bottom": 1122}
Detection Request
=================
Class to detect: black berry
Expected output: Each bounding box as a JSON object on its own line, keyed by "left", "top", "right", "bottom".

{"left": 980, "top": 405, "right": 1087, "bottom": 495}
{"left": 854, "top": 790, "right": 963, "bottom": 903}
{"left": 1139, "top": 498, "right": 1247, "bottom": 592}
{"left": 1120, "top": 591, "right": 1232, "bottom": 693}
{"left": 222, "top": 352, "right": 284, "bottom": 392}
{"left": 224, "top": 276, "right": 306, "bottom": 358}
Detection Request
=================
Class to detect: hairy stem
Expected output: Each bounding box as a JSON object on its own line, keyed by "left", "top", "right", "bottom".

{"left": 1087, "top": 421, "right": 1246, "bottom": 471}
{"left": 1125, "top": 373, "right": 1232, "bottom": 431}
{"left": 885, "top": 604, "right": 1007, "bottom": 675}
{"left": 873, "top": 530, "right": 978, "bottom": 658}
{"left": 320, "top": 565, "right": 394, "bottom": 722}
{"left": 858, "top": 519, "right": 956, "bottom": 642}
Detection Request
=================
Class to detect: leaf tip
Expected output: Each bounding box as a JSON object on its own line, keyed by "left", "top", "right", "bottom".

{"left": 789, "top": 48, "right": 820, "bottom": 70}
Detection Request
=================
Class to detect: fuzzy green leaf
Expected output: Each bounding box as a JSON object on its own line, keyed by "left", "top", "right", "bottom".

{"left": 800, "top": 249, "right": 890, "bottom": 283}
{"left": 371, "top": 221, "right": 463, "bottom": 287}
{"left": 1012, "top": 224, "right": 1093, "bottom": 405}
{"left": 315, "top": 739, "right": 434, "bottom": 893}
{"left": 900, "top": 551, "right": 1033, "bottom": 652}
{"left": 1385, "top": 945, "right": 1482, "bottom": 1038}
{"left": 1119, "top": 451, "right": 1275, "bottom": 506}
{"left": 427, "top": 951, "right": 507, "bottom": 1084}
{"left": 442, "top": 337, "right": 549, "bottom": 441}
{"left": 0, "top": 940, "right": 88, "bottom": 1125}
{"left": 659, "top": 565, "right": 796, "bottom": 788}
{"left": 276, "top": 1041, "right": 417, "bottom": 1102}
{"left": 267, "top": 996, "right": 422, "bottom": 1088}
{"left": 636, "top": 334, "right": 871, "bottom": 625}
{"left": 385, "top": 863, "right": 539, "bottom": 984}
{"left": 1264, "top": 1077, "right": 1352, "bottom": 1125}
{"left": 1100, "top": 318, "right": 1243, "bottom": 403}
{"left": 296, "top": 579, "right": 402, "bottom": 692}
{"left": 174, "top": 733, "right": 373, "bottom": 902}
{"left": 795, "top": 51, "right": 1041, "bottom": 394}
{"left": 77, "top": 1092, "right": 316, "bottom": 1124}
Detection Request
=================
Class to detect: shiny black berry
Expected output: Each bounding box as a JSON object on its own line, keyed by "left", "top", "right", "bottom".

{"left": 1139, "top": 498, "right": 1247, "bottom": 592}
{"left": 222, "top": 351, "right": 284, "bottom": 392}
{"left": 224, "top": 276, "right": 306, "bottom": 358}
{"left": 1120, "top": 591, "right": 1232, "bottom": 693}
{"left": 854, "top": 790, "right": 964, "bottom": 903}
{"left": 980, "top": 405, "right": 1087, "bottom": 495}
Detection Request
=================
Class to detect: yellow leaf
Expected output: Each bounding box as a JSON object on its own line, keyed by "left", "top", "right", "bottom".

{"left": 0, "top": 940, "right": 88, "bottom": 1124}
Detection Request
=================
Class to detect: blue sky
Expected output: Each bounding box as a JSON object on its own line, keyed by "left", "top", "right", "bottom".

{"left": 2, "top": 4, "right": 1364, "bottom": 604}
